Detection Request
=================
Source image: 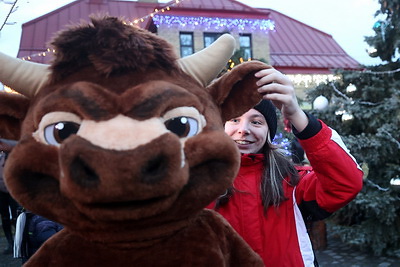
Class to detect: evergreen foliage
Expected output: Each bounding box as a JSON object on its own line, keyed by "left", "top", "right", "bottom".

{"left": 305, "top": 0, "right": 400, "bottom": 257}
{"left": 365, "top": 0, "right": 400, "bottom": 62}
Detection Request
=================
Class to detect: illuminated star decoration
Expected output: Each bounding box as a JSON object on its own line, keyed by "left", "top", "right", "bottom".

{"left": 152, "top": 15, "right": 275, "bottom": 32}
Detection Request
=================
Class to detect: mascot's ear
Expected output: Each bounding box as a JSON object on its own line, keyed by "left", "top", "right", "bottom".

{"left": 0, "top": 92, "right": 30, "bottom": 140}
{"left": 207, "top": 61, "right": 272, "bottom": 122}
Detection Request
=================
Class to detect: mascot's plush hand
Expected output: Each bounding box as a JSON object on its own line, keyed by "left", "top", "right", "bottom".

{"left": 0, "top": 16, "right": 269, "bottom": 266}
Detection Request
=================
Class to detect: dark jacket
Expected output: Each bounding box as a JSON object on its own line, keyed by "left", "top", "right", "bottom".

{"left": 22, "top": 212, "right": 63, "bottom": 260}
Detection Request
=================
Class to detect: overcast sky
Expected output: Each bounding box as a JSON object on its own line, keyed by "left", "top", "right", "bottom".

{"left": 0, "top": 0, "right": 382, "bottom": 65}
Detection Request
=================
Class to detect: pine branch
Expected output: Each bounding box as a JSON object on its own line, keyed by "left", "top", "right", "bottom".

{"left": 366, "top": 179, "right": 390, "bottom": 191}
{"left": 380, "top": 129, "right": 400, "bottom": 149}
{"left": 329, "top": 82, "right": 381, "bottom": 106}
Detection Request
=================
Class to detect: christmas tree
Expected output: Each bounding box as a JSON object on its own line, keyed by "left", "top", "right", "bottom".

{"left": 306, "top": 0, "right": 400, "bottom": 257}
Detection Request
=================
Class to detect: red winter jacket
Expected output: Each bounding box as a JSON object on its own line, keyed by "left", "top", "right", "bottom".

{"left": 208, "top": 121, "right": 363, "bottom": 266}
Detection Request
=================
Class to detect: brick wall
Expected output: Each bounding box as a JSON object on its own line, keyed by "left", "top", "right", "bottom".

{"left": 156, "top": 24, "right": 270, "bottom": 62}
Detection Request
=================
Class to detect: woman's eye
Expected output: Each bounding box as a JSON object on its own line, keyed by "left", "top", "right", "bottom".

{"left": 164, "top": 116, "right": 199, "bottom": 138}
{"left": 252, "top": 120, "right": 262, "bottom": 125}
{"left": 44, "top": 122, "right": 80, "bottom": 146}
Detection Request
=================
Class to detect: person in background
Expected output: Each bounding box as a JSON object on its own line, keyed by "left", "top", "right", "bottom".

{"left": 208, "top": 67, "right": 363, "bottom": 266}
{"left": 290, "top": 137, "right": 306, "bottom": 165}
{"left": 18, "top": 210, "right": 64, "bottom": 264}
{"left": 1, "top": 139, "right": 64, "bottom": 263}
{"left": 0, "top": 138, "right": 19, "bottom": 255}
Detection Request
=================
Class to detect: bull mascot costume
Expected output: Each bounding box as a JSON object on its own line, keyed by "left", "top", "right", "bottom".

{"left": 0, "top": 16, "right": 269, "bottom": 266}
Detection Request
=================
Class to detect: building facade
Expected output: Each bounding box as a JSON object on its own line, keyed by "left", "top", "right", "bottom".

{"left": 12, "top": 0, "right": 361, "bottom": 103}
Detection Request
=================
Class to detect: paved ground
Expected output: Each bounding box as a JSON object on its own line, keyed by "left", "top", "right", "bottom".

{"left": 314, "top": 235, "right": 399, "bottom": 267}
{"left": 1, "top": 230, "right": 399, "bottom": 266}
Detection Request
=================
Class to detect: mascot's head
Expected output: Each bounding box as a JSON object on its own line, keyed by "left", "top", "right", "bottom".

{"left": 0, "top": 16, "right": 270, "bottom": 242}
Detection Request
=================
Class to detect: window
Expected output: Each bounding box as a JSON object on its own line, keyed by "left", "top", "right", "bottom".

{"left": 203, "top": 33, "right": 223, "bottom": 47}
{"left": 180, "top": 32, "right": 194, "bottom": 57}
{"left": 239, "top": 34, "right": 252, "bottom": 60}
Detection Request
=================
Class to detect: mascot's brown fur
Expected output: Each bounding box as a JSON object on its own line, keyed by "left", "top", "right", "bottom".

{"left": 0, "top": 16, "right": 269, "bottom": 266}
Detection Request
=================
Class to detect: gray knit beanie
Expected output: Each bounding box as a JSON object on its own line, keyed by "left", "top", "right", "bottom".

{"left": 253, "top": 99, "right": 277, "bottom": 140}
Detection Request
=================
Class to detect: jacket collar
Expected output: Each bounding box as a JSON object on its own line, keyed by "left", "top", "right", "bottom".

{"left": 240, "top": 153, "right": 264, "bottom": 165}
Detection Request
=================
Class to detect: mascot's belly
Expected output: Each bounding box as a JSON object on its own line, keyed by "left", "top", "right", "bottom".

{"left": 25, "top": 210, "right": 263, "bottom": 267}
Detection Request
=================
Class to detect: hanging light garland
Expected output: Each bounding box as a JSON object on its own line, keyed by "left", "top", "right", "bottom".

{"left": 356, "top": 67, "right": 400, "bottom": 75}
{"left": 127, "top": 0, "right": 183, "bottom": 25}
{"left": 287, "top": 74, "right": 339, "bottom": 88}
{"left": 281, "top": 68, "right": 400, "bottom": 89}
{"left": 152, "top": 15, "right": 275, "bottom": 32}
{"left": 21, "top": 0, "right": 184, "bottom": 61}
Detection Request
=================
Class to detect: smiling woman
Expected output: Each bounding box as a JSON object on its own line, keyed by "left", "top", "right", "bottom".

{"left": 224, "top": 103, "right": 273, "bottom": 154}
{"left": 207, "top": 65, "right": 364, "bottom": 266}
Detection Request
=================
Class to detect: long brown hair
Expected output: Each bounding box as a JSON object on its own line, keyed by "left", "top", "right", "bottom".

{"left": 260, "top": 142, "right": 299, "bottom": 210}
{"left": 215, "top": 141, "right": 299, "bottom": 213}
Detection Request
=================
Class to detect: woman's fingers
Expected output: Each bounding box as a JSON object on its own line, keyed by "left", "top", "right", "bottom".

{"left": 255, "top": 68, "right": 300, "bottom": 117}
{"left": 255, "top": 69, "right": 292, "bottom": 86}
{"left": 254, "top": 67, "right": 307, "bottom": 129}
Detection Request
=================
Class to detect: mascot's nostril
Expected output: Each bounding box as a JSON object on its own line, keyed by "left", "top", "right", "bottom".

{"left": 70, "top": 157, "right": 100, "bottom": 188}
{"left": 141, "top": 155, "right": 168, "bottom": 184}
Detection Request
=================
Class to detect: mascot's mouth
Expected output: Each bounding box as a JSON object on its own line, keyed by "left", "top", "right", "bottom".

{"left": 74, "top": 192, "right": 178, "bottom": 222}
{"left": 86, "top": 196, "right": 168, "bottom": 210}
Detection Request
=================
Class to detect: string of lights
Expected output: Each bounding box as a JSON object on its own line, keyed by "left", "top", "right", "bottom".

{"left": 288, "top": 74, "right": 338, "bottom": 88}
{"left": 357, "top": 67, "right": 400, "bottom": 75}
{"left": 152, "top": 15, "right": 275, "bottom": 32}
{"left": 127, "top": 0, "right": 182, "bottom": 25}
{"left": 21, "top": 0, "right": 185, "bottom": 61}
{"left": 286, "top": 67, "right": 400, "bottom": 90}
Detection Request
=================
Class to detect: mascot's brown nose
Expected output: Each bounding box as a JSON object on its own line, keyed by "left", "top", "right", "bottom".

{"left": 140, "top": 154, "right": 169, "bottom": 184}
{"left": 69, "top": 153, "right": 170, "bottom": 188}
{"left": 63, "top": 133, "right": 183, "bottom": 189}
{"left": 70, "top": 156, "right": 100, "bottom": 188}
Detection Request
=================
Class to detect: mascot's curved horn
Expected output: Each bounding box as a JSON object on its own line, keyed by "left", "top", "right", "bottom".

{"left": 177, "top": 33, "right": 235, "bottom": 87}
{"left": 0, "top": 33, "right": 236, "bottom": 98}
{"left": 0, "top": 52, "right": 50, "bottom": 98}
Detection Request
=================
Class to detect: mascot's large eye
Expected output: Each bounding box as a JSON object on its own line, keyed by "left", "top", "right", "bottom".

{"left": 164, "top": 116, "right": 198, "bottom": 138}
{"left": 44, "top": 122, "right": 80, "bottom": 145}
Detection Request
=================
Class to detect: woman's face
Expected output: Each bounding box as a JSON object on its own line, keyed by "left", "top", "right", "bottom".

{"left": 224, "top": 108, "right": 269, "bottom": 154}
